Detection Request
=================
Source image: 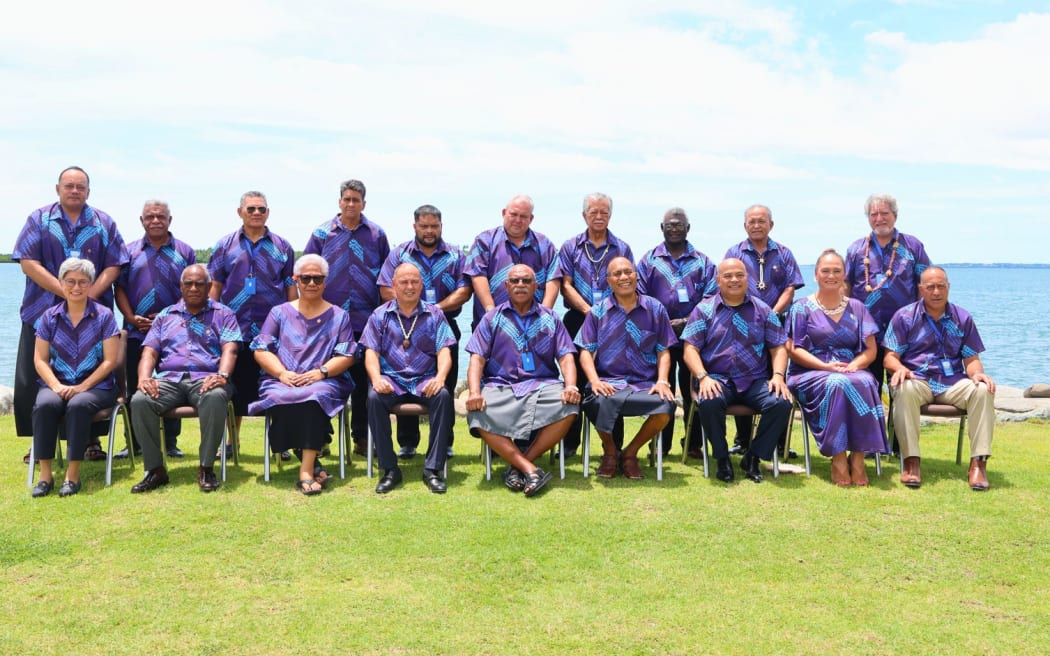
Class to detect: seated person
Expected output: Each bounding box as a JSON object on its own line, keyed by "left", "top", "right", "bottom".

{"left": 465, "top": 264, "right": 579, "bottom": 496}
{"left": 250, "top": 254, "right": 355, "bottom": 495}
{"left": 576, "top": 257, "right": 677, "bottom": 480}
{"left": 30, "top": 258, "right": 121, "bottom": 498}
{"left": 361, "top": 263, "right": 456, "bottom": 495}
{"left": 682, "top": 258, "right": 792, "bottom": 484}
{"left": 883, "top": 266, "right": 995, "bottom": 490}
{"left": 785, "top": 249, "right": 887, "bottom": 487}
{"left": 129, "top": 264, "right": 241, "bottom": 493}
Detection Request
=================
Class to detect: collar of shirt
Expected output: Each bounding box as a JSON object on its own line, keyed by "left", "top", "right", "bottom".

{"left": 170, "top": 298, "right": 217, "bottom": 317}
{"left": 406, "top": 239, "right": 451, "bottom": 257}
{"left": 382, "top": 299, "right": 425, "bottom": 319}
{"left": 332, "top": 213, "right": 373, "bottom": 234}
{"left": 238, "top": 226, "right": 272, "bottom": 243}
{"left": 711, "top": 292, "right": 755, "bottom": 312}
{"left": 499, "top": 227, "right": 535, "bottom": 249}
{"left": 58, "top": 300, "right": 100, "bottom": 325}
{"left": 652, "top": 241, "right": 698, "bottom": 261}
{"left": 743, "top": 238, "right": 781, "bottom": 253}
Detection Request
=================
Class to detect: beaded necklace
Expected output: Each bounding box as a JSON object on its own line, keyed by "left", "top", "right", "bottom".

{"left": 862, "top": 235, "right": 899, "bottom": 293}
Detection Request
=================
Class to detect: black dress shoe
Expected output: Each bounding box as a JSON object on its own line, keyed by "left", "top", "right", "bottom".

{"left": 131, "top": 467, "right": 170, "bottom": 494}
{"left": 166, "top": 447, "right": 185, "bottom": 458}
{"left": 715, "top": 457, "right": 735, "bottom": 483}
{"left": 58, "top": 480, "right": 82, "bottom": 497}
{"left": 31, "top": 480, "right": 54, "bottom": 498}
{"left": 198, "top": 466, "right": 220, "bottom": 492}
{"left": 740, "top": 452, "right": 763, "bottom": 483}
{"left": 375, "top": 467, "right": 402, "bottom": 494}
{"left": 422, "top": 469, "right": 447, "bottom": 494}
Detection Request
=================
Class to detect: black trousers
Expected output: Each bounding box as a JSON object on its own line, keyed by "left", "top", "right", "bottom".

{"left": 560, "top": 308, "right": 624, "bottom": 452}
{"left": 397, "top": 320, "right": 461, "bottom": 450}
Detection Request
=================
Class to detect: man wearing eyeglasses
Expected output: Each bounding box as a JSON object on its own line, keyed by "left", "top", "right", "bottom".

{"left": 114, "top": 200, "right": 197, "bottom": 459}
{"left": 12, "top": 166, "right": 129, "bottom": 462}
{"left": 129, "top": 264, "right": 242, "bottom": 493}
{"left": 636, "top": 207, "right": 717, "bottom": 459}
{"left": 208, "top": 192, "right": 297, "bottom": 449}
{"left": 304, "top": 179, "right": 390, "bottom": 457}
{"left": 378, "top": 204, "right": 471, "bottom": 460}
{"left": 465, "top": 264, "right": 579, "bottom": 496}
{"left": 883, "top": 266, "right": 995, "bottom": 491}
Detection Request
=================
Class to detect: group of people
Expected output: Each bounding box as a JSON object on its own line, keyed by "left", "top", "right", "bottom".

{"left": 14, "top": 166, "right": 997, "bottom": 498}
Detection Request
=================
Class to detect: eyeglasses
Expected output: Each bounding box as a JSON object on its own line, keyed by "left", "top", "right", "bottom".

{"left": 181, "top": 280, "right": 208, "bottom": 288}
{"left": 244, "top": 206, "right": 268, "bottom": 214}
{"left": 298, "top": 275, "right": 326, "bottom": 286}
{"left": 662, "top": 222, "right": 688, "bottom": 230}
{"left": 507, "top": 277, "right": 535, "bottom": 284}
{"left": 63, "top": 278, "right": 91, "bottom": 288}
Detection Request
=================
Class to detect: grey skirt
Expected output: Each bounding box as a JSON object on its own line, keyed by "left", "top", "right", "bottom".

{"left": 468, "top": 384, "right": 579, "bottom": 442}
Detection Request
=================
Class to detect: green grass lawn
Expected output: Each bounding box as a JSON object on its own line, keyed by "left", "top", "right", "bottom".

{"left": 3, "top": 415, "right": 1048, "bottom": 655}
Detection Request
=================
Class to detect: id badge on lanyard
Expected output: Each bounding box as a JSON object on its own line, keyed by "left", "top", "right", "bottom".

{"left": 676, "top": 285, "right": 690, "bottom": 303}
{"left": 521, "top": 352, "right": 536, "bottom": 372}
{"left": 243, "top": 276, "right": 257, "bottom": 296}
{"left": 939, "top": 358, "right": 954, "bottom": 377}
{"left": 425, "top": 288, "right": 437, "bottom": 303}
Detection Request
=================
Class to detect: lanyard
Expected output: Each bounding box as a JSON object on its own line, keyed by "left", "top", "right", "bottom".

{"left": 510, "top": 310, "right": 534, "bottom": 351}
{"left": 923, "top": 313, "right": 949, "bottom": 357}
{"left": 240, "top": 234, "right": 263, "bottom": 276}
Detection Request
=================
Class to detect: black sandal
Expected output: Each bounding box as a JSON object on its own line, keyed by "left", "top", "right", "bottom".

{"left": 296, "top": 478, "right": 322, "bottom": 496}
{"left": 503, "top": 466, "right": 525, "bottom": 492}
{"left": 523, "top": 468, "right": 553, "bottom": 497}
{"left": 84, "top": 444, "right": 107, "bottom": 461}
{"left": 313, "top": 463, "right": 332, "bottom": 487}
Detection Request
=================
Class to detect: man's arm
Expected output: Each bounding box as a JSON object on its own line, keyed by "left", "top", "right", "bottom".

{"left": 465, "top": 353, "right": 487, "bottom": 411}
{"left": 767, "top": 344, "right": 791, "bottom": 399}
{"left": 437, "top": 286, "right": 471, "bottom": 314}
{"left": 421, "top": 347, "right": 452, "bottom": 397}
{"left": 649, "top": 349, "right": 676, "bottom": 401}
{"left": 772, "top": 287, "right": 796, "bottom": 315}
{"left": 964, "top": 355, "right": 996, "bottom": 393}
{"left": 20, "top": 259, "right": 64, "bottom": 297}
{"left": 89, "top": 265, "right": 121, "bottom": 301}
{"left": 470, "top": 276, "right": 496, "bottom": 313}
{"left": 683, "top": 343, "right": 723, "bottom": 400}
{"left": 884, "top": 349, "right": 913, "bottom": 388}
{"left": 208, "top": 281, "right": 223, "bottom": 302}
{"left": 201, "top": 341, "right": 239, "bottom": 392}
{"left": 557, "top": 352, "right": 581, "bottom": 405}
{"left": 541, "top": 280, "right": 560, "bottom": 309}
{"left": 365, "top": 349, "right": 393, "bottom": 394}
{"left": 379, "top": 286, "right": 395, "bottom": 303}
{"left": 560, "top": 277, "right": 591, "bottom": 314}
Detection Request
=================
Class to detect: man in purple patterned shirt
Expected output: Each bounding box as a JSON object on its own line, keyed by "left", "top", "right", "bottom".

{"left": 636, "top": 207, "right": 717, "bottom": 459}
{"left": 362, "top": 263, "right": 456, "bottom": 494}
{"left": 115, "top": 200, "right": 197, "bottom": 459}
{"left": 465, "top": 264, "right": 579, "bottom": 496}
{"left": 724, "top": 204, "right": 805, "bottom": 458}
{"left": 304, "top": 179, "right": 391, "bottom": 456}
{"left": 682, "top": 259, "right": 792, "bottom": 484}
{"left": 130, "top": 264, "right": 242, "bottom": 493}
{"left": 883, "top": 266, "right": 995, "bottom": 491}
{"left": 378, "top": 204, "right": 471, "bottom": 459}
{"left": 12, "top": 166, "right": 129, "bottom": 462}
{"left": 577, "top": 257, "right": 677, "bottom": 480}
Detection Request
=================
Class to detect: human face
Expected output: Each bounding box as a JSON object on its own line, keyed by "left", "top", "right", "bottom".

{"left": 502, "top": 199, "right": 534, "bottom": 241}
{"left": 661, "top": 216, "right": 689, "bottom": 247}
{"left": 140, "top": 204, "right": 172, "bottom": 241}
{"left": 414, "top": 214, "right": 442, "bottom": 249}
{"left": 868, "top": 200, "right": 897, "bottom": 239}
{"left": 56, "top": 170, "right": 90, "bottom": 214}
{"left": 919, "top": 269, "right": 950, "bottom": 314}
{"left": 584, "top": 198, "right": 612, "bottom": 234}
{"left": 716, "top": 260, "right": 748, "bottom": 301}
{"left": 339, "top": 189, "right": 366, "bottom": 224}
{"left": 295, "top": 263, "right": 326, "bottom": 299}
{"left": 606, "top": 258, "right": 637, "bottom": 297}
{"left": 393, "top": 267, "right": 423, "bottom": 305}
{"left": 744, "top": 208, "right": 773, "bottom": 243}
{"left": 62, "top": 272, "right": 92, "bottom": 303}
{"left": 505, "top": 265, "right": 538, "bottom": 305}
{"left": 815, "top": 255, "right": 845, "bottom": 292}
{"left": 180, "top": 268, "right": 209, "bottom": 308}
{"left": 238, "top": 196, "right": 269, "bottom": 230}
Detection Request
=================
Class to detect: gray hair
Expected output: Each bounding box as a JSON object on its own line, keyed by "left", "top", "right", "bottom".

{"left": 181, "top": 264, "right": 211, "bottom": 284}
{"left": 340, "top": 179, "right": 367, "bottom": 199}
{"left": 414, "top": 204, "right": 442, "bottom": 221}
{"left": 582, "top": 192, "right": 613, "bottom": 212}
{"left": 864, "top": 193, "right": 898, "bottom": 217}
{"left": 240, "top": 191, "right": 267, "bottom": 207}
{"left": 744, "top": 204, "right": 772, "bottom": 221}
{"left": 663, "top": 207, "right": 688, "bottom": 223}
{"left": 142, "top": 199, "right": 171, "bottom": 214}
{"left": 58, "top": 257, "right": 97, "bottom": 282}
{"left": 58, "top": 166, "right": 90, "bottom": 186}
{"left": 507, "top": 194, "right": 535, "bottom": 213}
{"left": 294, "top": 253, "right": 330, "bottom": 276}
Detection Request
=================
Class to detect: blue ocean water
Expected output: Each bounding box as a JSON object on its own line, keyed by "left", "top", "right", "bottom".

{"left": 0, "top": 263, "right": 1045, "bottom": 389}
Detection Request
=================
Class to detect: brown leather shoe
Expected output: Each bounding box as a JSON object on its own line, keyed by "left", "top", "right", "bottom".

{"left": 968, "top": 457, "right": 990, "bottom": 491}
{"left": 596, "top": 454, "right": 619, "bottom": 478}
{"left": 198, "top": 466, "right": 220, "bottom": 492}
{"left": 901, "top": 456, "right": 922, "bottom": 488}
{"left": 621, "top": 454, "right": 644, "bottom": 480}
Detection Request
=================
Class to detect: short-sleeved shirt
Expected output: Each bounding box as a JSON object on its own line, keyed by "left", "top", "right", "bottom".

{"left": 883, "top": 301, "right": 986, "bottom": 394}
{"left": 118, "top": 234, "right": 197, "bottom": 340}
{"left": 682, "top": 292, "right": 786, "bottom": 392}
{"left": 208, "top": 228, "right": 296, "bottom": 341}
{"left": 35, "top": 299, "right": 120, "bottom": 389}
{"left": 13, "top": 203, "right": 129, "bottom": 324}
{"left": 557, "top": 230, "right": 634, "bottom": 310}
{"left": 464, "top": 227, "right": 559, "bottom": 325}
{"left": 303, "top": 215, "right": 390, "bottom": 334}
{"left": 143, "top": 299, "right": 244, "bottom": 382}
{"left": 377, "top": 239, "right": 469, "bottom": 319}
{"left": 845, "top": 230, "right": 931, "bottom": 335}
{"left": 724, "top": 239, "right": 805, "bottom": 311}
{"left": 575, "top": 294, "right": 676, "bottom": 391}
{"left": 635, "top": 241, "right": 717, "bottom": 321}
{"left": 466, "top": 301, "right": 576, "bottom": 398}
{"left": 360, "top": 300, "right": 457, "bottom": 396}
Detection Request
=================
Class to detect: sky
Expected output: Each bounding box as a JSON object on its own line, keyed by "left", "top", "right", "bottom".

{"left": 2, "top": 0, "right": 1048, "bottom": 265}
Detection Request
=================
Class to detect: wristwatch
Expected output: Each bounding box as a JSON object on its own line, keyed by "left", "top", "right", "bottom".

{"left": 696, "top": 372, "right": 708, "bottom": 381}
{"left": 218, "top": 371, "right": 230, "bottom": 380}
{"left": 319, "top": 366, "right": 329, "bottom": 379}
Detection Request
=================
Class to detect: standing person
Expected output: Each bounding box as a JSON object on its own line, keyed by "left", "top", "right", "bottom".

{"left": 115, "top": 200, "right": 196, "bottom": 459}
{"left": 635, "top": 207, "right": 716, "bottom": 458}
{"left": 845, "top": 193, "right": 931, "bottom": 391}
{"left": 557, "top": 192, "right": 634, "bottom": 457}
{"left": 464, "top": 194, "right": 560, "bottom": 329}
{"left": 13, "top": 166, "right": 128, "bottom": 463}
{"left": 208, "top": 191, "right": 297, "bottom": 454}
{"left": 724, "top": 204, "right": 805, "bottom": 457}
{"left": 304, "top": 179, "right": 390, "bottom": 457}
{"left": 378, "top": 204, "right": 471, "bottom": 459}
{"left": 576, "top": 257, "right": 677, "bottom": 480}
{"left": 785, "top": 249, "right": 887, "bottom": 487}
{"left": 29, "top": 259, "right": 121, "bottom": 498}
{"left": 883, "top": 266, "right": 996, "bottom": 490}
{"left": 361, "top": 264, "right": 456, "bottom": 494}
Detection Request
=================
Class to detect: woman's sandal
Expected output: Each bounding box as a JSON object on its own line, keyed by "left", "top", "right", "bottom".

{"left": 313, "top": 463, "right": 332, "bottom": 487}
{"left": 296, "top": 478, "right": 323, "bottom": 496}
{"left": 523, "top": 468, "right": 553, "bottom": 497}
